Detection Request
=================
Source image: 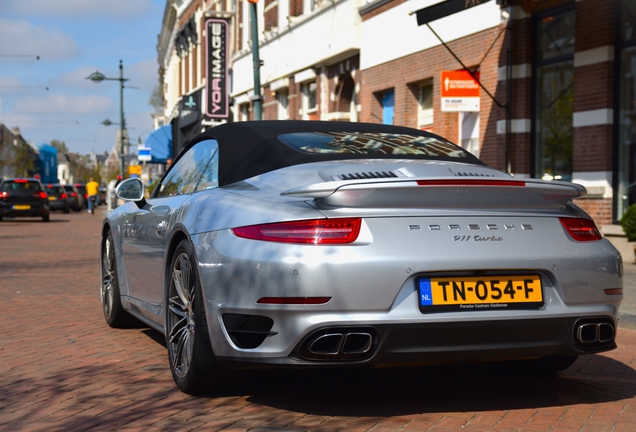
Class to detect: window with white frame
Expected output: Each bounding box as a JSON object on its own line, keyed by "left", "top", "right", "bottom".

{"left": 301, "top": 81, "right": 316, "bottom": 119}
{"left": 277, "top": 89, "right": 289, "bottom": 119}
{"left": 418, "top": 81, "right": 433, "bottom": 130}
{"left": 240, "top": 103, "right": 250, "bottom": 121}
{"left": 459, "top": 112, "right": 480, "bottom": 157}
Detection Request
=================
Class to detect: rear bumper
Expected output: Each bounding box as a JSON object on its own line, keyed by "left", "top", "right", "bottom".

{"left": 48, "top": 200, "right": 68, "bottom": 211}
{"left": 0, "top": 203, "right": 49, "bottom": 218}
{"left": 216, "top": 316, "right": 617, "bottom": 368}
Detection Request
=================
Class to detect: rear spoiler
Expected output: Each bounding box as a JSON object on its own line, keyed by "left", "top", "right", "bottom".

{"left": 281, "top": 178, "right": 586, "bottom": 209}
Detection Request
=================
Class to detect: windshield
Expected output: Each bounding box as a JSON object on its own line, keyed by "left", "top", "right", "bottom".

{"left": 278, "top": 132, "right": 468, "bottom": 158}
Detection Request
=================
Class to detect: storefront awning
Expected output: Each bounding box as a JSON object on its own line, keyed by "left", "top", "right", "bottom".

{"left": 144, "top": 124, "right": 173, "bottom": 163}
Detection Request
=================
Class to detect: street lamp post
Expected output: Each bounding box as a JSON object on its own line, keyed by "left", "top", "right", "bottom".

{"left": 86, "top": 60, "right": 129, "bottom": 177}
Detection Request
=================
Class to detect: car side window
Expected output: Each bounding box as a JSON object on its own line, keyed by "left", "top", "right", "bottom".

{"left": 156, "top": 139, "right": 219, "bottom": 197}
{"left": 195, "top": 148, "right": 219, "bottom": 191}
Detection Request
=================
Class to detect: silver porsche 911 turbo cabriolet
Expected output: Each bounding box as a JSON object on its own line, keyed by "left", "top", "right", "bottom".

{"left": 101, "top": 121, "right": 623, "bottom": 394}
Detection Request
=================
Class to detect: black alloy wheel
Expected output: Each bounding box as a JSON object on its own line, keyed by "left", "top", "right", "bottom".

{"left": 166, "top": 239, "right": 231, "bottom": 394}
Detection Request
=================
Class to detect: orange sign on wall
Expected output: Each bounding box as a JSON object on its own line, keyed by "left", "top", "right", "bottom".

{"left": 440, "top": 70, "right": 480, "bottom": 112}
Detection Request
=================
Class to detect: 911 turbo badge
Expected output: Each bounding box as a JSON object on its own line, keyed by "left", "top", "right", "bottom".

{"left": 454, "top": 235, "right": 503, "bottom": 242}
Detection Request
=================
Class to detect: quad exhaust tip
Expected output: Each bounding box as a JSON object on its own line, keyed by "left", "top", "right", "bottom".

{"left": 575, "top": 319, "right": 615, "bottom": 346}
{"left": 302, "top": 328, "right": 376, "bottom": 360}
{"left": 309, "top": 332, "right": 373, "bottom": 355}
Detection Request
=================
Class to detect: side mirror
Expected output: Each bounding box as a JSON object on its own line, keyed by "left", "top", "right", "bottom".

{"left": 116, "top": 178, "right": 145, "bottom": 207}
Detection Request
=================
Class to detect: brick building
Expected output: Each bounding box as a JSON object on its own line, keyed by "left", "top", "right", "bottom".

{"left": 357, "top": 0, "right": 635, "bottom": 228}
{"left": 158, "top": 0, "right": 635, "bottom": 228}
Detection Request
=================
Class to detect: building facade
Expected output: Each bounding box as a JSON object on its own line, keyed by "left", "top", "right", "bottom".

{"left": 157, "top": 0, "right": 635, "bottom": 228}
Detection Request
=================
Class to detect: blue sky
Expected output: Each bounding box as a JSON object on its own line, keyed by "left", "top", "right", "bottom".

{"left": 0, "top": 0, "right": 165, "bottom": 155}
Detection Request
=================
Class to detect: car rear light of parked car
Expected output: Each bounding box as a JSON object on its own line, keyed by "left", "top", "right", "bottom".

{"left": 232, "top": 218, "right": 362, "bottom": 244}
{"left": 559, "top": 217, "right": 602, "bottom": 241}
{"left": 61, "top": 193, "right": 67, "bottom": 199}
{"left": 35, "top": 192, "right": 47, "bottom": 199}
{"left": 1, "top": 192, "right": 7, "bottom": 199}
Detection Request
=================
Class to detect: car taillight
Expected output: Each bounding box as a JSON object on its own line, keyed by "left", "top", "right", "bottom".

{"left": 61, "top": 193, "right": 67, "bottom": 199}
{"left": 15, "top": 179, "right": 28, "bottom": 183}
{"left": 72, "top": 192, "right": 77, "bottom": 197}
{"left": 232, "top": 218, "right": 362, "bottom": 244}
{"left": 84, "top": 194, "right": 88, "bottom": 199}
{"left": 559, "top": 217, "right": 602, "bottom": 241}
{"left": 1, "top": 192, "right": 7, "bottom": 199}
{"left": 37, "top": 191, "right": 47, "bottom": 199}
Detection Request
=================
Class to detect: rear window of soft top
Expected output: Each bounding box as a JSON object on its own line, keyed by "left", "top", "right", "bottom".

{"left": 277, "top": 132, "right": 468, "bottom": 158}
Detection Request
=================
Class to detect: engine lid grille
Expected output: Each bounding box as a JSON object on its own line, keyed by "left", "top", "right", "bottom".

{"left": 336, "top": 171, "right": 398, "bottom": 180}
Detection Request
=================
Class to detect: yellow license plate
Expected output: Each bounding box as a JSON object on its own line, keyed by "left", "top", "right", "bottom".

{"left": 48, "top": 196, "right": 56, "bottom": 201}
{"left": 13, "top": 205, "right": 31, "bottom": 210}
{"left": 418, "top": 275, "right": 543, "bottom": 312}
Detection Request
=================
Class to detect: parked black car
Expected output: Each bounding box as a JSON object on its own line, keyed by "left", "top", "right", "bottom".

{"left": 0, "top": 178, "right": 50, "bottom": 222}
{"left": 44, "top": 183, "right": 70, "bottom": 213}
{"left": 75, "top": 183, "right": 88, "bottom": 208}
{"left": 63, "top": 184, "right": 83, "bottom": 211}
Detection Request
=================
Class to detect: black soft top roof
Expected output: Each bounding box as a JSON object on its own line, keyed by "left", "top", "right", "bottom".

{"left": 185, "top": 121, "right": 484, "bottom": 187}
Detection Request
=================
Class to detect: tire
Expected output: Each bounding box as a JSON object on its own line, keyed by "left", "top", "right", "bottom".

{"left": 42, "top": 213, "right": 50, "bottom": 222}
{"left": 101, "top": 231, "right": 135, "bottom": 328}
{"left": 166, "top": 240, "right": 232, "bottom": 395}
{"left": 63, "top": 207, "right": 70, "bottom": 214}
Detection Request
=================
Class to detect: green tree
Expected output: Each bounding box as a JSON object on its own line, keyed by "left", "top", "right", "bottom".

{"left": 50, "top": 139, "right": 69, "bottom": 154}
{"left": 149, "top": 83, "right": 165, "bottom": 113}
{"left": 15, "top": 142, "right": 36, "bottom": 177}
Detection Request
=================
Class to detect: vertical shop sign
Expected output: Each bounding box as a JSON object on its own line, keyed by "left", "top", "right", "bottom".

{"left": 206, "top": 19, "right": 229, "bottom": 119}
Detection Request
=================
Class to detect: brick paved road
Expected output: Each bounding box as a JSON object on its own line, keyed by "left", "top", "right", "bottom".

{"left": 1, "top": 210, "right": 636, "bottom": 431}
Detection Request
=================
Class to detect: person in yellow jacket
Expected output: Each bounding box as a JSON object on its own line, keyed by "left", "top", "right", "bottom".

{"left": 86, "top": 178, "right": 100, "bottom": 215}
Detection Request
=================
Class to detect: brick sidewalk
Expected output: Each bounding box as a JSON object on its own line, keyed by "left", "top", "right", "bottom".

{"left": 1, "top": 210, "right": 635, "bottom": 431}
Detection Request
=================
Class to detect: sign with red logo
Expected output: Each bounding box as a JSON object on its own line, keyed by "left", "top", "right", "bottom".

{"left": 440, "top": 70, "right": 480, "bottom": 112}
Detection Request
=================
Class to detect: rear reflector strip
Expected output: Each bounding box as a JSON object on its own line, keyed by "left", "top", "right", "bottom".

{"left": 604, "top": 288, "right": 623, "bottom": 296}
{"left": 257, "top": 297, "right": 332, "bottom": 305}
{"left": 416, "top": 180, "right": 526, "bottom": 187}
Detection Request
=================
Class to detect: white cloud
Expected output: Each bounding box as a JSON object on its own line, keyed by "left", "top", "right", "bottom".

{"left": 0, "top": 18, "right": 78, "bottom": 58}
{"left": 2, "top": 0, "right": 159, "bottom": 21}
{"left": 127, "top": 58, "right": 161, "bottom": 92}
{"left": 14, "top": 93, "right": 113, "bottom": 115}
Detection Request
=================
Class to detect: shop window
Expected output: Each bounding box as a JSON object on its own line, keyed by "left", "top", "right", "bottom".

{"left": 418, "top": 81, "right": 433, "bottom": 130}
{"left": 277, "top": 89, "right": 289, "bottom": 119}
{"left": 617, "top": 0, "right": 636, "bottom": 219}
{"left": 301, "top": 81, "right": 317, "bottom": 119}
{"left": 533, "top": 6, "right": 575, "bottom": 182}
